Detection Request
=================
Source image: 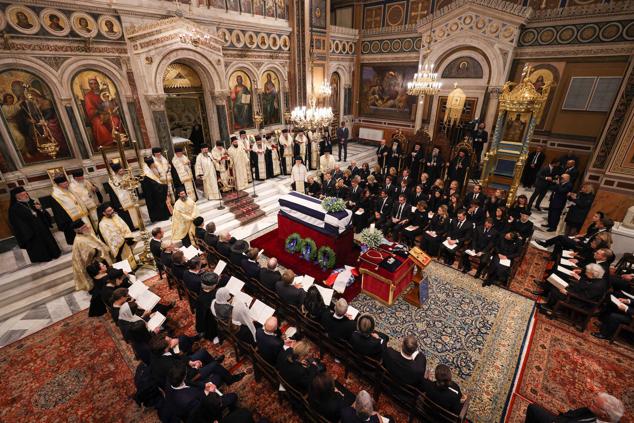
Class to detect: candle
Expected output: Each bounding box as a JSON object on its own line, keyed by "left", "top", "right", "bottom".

{"left": 100, "top": 147, "right": 113, "bottom": 179}
{"left": 370, "top": 223, "right": 375, "bottom": 231}
{"left": 132, "top": 140, "right": 143, "bottom": 173}
{"left": 116, "top": 136, "right": 128, "bottom": 169}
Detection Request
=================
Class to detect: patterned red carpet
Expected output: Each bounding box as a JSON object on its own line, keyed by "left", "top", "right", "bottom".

{"left": 506, "top": 315, "right": 634, "bottom": 423}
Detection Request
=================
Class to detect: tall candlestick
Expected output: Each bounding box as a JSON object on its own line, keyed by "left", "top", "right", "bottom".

{"left": 132, "top": 140, "right": 143, "bottom": 174}
{"left": 100, "top": 146, "right": 113, "bottom": 178}
{"left": 116, "top": 135, "right": 128, "bottom": 170}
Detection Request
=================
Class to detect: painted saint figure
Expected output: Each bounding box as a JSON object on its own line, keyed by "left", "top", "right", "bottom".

{"left": 82, "top": 77, "right": 124, "bottom": 147}
{"left": 261, "top": 73, "right": 279, "bottom": 126}
{"left": 230, "top": 74, "right": 254, "bottom": 130}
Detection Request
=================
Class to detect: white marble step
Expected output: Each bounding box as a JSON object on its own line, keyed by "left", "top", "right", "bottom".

{"left": 0, "top": 267, "right": 74, "bottom": 310}
{"left": 0, "top": 254, "right": 72, "bottom": 292}
{"left": 0, "top": 280, "right": 75, "bottom": 323}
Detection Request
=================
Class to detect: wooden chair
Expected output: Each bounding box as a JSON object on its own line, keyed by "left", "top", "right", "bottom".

{"left": 377, "top": 367, "right": 422, "bottom": 422}
{"left": 413, "top": 392, "right": 470, "bottom": 423}
{"left": 553, "top": 291, "right": 607, "bottom": 332}
{"left": 340, "top": 347, "right": 383, "bottom": 399}
{"left": 277, "top": 374, "right": 311, "bottom": 419}
{"left": 252, "top": 347, "right": 279, "bottom": 387}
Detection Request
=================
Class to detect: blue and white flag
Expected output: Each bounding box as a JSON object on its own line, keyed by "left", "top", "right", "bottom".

{"left": 279, "top": 191, "right": 352, "bottom": 236}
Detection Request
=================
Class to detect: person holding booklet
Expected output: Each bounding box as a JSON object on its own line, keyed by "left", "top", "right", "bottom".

{"left": 537, "top": 263, "right": 608, "bottom": 316}
{"left": 459, "top": 218, "right": 498, "bottom": 276}
{"left": 320, "top": 298, "right": 357, "bottom": 342}
{"left": 481, "top": 231, "right": 522, "bottom": 287}
{"left": 593, "top": 290, "right": 634, "bottom": 340}
{"left": 438, "top": 210, "right": 473, "bottom": 266}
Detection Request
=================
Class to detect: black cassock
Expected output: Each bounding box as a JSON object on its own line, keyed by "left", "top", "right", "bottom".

{"left": 141, "top": 177, "right": 171, "bottom": 223}
{"left": 50, "top": 199, "right": 78, "bottom": 245}
{"left": 9, "top": 200, "right": 61, "bottom": 262}
{"left": 104, "top": 184, "right": 135, "bottom": 230}
{"left": 264, "top": 148, "right": 274, "bottom": 179}
{"left": 250, "top": 150, "right": 268, "bottom": 181}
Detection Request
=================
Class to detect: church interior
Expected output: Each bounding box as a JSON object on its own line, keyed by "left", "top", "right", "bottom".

{"left": 0, "top": 0, "right": 633, "bottom": 421}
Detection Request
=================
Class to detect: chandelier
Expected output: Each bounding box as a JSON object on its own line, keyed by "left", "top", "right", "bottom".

{"left": 407, "top": 60, "right": 442, "bottom": 96}
{"left": 317, "top": 81, "right": 332, "bottom": 98}
{"left": 291, "top": 97, "right": 333, "bottom": 130}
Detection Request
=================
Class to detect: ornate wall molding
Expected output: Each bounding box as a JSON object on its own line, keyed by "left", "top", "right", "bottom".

{"left": 36, "top": 56, "right": 71, "bottom": 71}
{"left": 518, "top": 19, "right": 634, "bottom": 48}
{"left": 515, "top": 44, "right": 634, "bottom": 59}
{"left": 531, "top": 1, "right": 634, "bottom": 22}
{"left": 361, "top": 36, "right": 421, "bottom": 55}
{"left": 145, "top": 94, "right": 167, "bottom": 111}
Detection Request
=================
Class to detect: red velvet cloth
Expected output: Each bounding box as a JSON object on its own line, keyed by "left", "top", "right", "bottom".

{"left": 277, "top": 214, "right": 355, "bottom": 267}
{"left": 358, "top": 250, "right": 414, "bottom": 305}
{"left": 250, "top": 225, "right": 361, "bottom": 302}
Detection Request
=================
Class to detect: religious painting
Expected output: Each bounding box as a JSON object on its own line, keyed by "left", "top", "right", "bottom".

{"left": 0, "top": 70, "right": 72, "bottom": 164}
{"left": 6, "top": 5, "right": 40, "bottom": 35}
{"left": 385, "top": 2, "right": 405, "bottom": 27}
{"left": 311, "top": 0, "right": 326, "bottom": 29}
{"left": 227, "top": 0, "right": 241, "bottom": 12}
{"left": 260, "top": 71, "right": 281, "bottom": 126}
{"left": 97, "top": 15, "right": 122, "bottom": 40}
{"left": 364, "top": 5, "right": 383, "bottom": 30}
{"left": 502, "top": 112, "right": 530, "bottom": 143}
{"left": 70, "top": 12, "right": 98, "bottom": 38}
{"left": 527, "top": 67, "right": 555, "bottom": 95}
{"left": 40, "top": 8, "right": 70, "bottom": 37}
{"left": 408, "top": 0, "right": 429, "bottom": 24}
{"left": 240, "top": 0, "right": 252, "bottom": 14}
{"left": 253, "top": 0, "right": 264, "bottom": 15}
{"left": 165, "top": 97, "right": 208, "bottom": 141}
{"left": 228, "top": 70, "right": 254, "bottom": 130}
{"left": 441, "top": 57, "right": 484, "bottom": 79}
{"left": 330, "top": 72, "right": 340, "bottom": 112}
{"left": 276, "top": 0, "right": 287, "bottom": 19}
{"left": 265, "top": 0, "right": 275, "bottom": 17}
{"left": 359, "top": 64, "right": 417, "bottom": 122}
{"left": 71, "top": 69, "right": 128, "bottom": 150}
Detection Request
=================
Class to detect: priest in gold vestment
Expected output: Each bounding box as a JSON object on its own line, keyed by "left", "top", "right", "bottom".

{"left": 50, "top": 175, "right": 94, "bottom": 245}
{"left": 98, "top": 202, "right": 137, "bottom": 268}
{"left": 69, "top": 169, "right": 102, "bottom": 230}
{"left": 71, "top": 220, "right": 112, "bottom": 291}
{"left": 227, "top": 136, "right": 250, "bottom": 190}
{"left": 194, "top": 145, "right": 221, "bottom": 200}
{"left": 172, "top": 187, "right": 199, "bottom": 247}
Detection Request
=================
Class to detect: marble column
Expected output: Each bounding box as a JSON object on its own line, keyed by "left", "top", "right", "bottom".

{"left": 145, "top": 94, "right": 173, "bottom": 157}
{"left": 414, "top": 95, "right": 425, "bottom": 132}
{"left": 212, "top": 90, "right": 230, "bottom": 144}
{"left": 484, "top": 87, "right": 501, "bottom": 136}
{"left": 61, "top": 98, "right": 90, "bottom": 160}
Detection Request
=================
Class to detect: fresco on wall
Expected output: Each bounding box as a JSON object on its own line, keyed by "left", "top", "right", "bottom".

{"left": 276, "top": 0, "right": 287, "bottom": 19}
{"left": 441, "top": 57, "right": 484, "bottom": 79}
{"left": 253, "top": 0, "right": 264, "bottom": 15}
{"left": 228, "top": 70, "right": 254, "bottom": 130}
{"left": 0, "top": 70, "right": 72, "bottom": 164}
{"left": 359, "top": 64, "right": 417, "bottom": 122}
{"left": 311, "top": 0, "right": 326, "bottom": 29}
{"left": 260, "top": 71, "right": 281, "bottom": 126}
{"left": 227, "top": 0, "right": 241, "bottom": 12}
{"left": 71, "top": 69, "right": 128, "bottom": 150}
{"left": 408, "top": 0, "right": 429, "bottom": 24}
{"left": 265, "top": 0, "right": 275, "bottom": 17}
{"left": 240, "top": 0, "right": 252, "bottom": 14}
{"left": 502, "top": 112, "right": 530, "bottom": 142}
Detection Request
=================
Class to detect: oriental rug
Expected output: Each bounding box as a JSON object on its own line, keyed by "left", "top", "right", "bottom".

{"left": 0, "top": 310, "right": 158, "bottom": 423}
{"left": 506, "top": 315, "right": 634, "bottom": 423}
{"left": 351, "top": 261, "right": 536, "bottom": 423}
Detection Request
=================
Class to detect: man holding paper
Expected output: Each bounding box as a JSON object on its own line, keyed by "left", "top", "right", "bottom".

{"left": 275, "top": 270, "right": 306, "bottom": 307}
{"left": 385, "top": 194, "right": 412, "bottom": 242}
{"left": 460, "top": 218, "right": 498, "bottom": 275}
{"left": 538, "top": 263, "right": 608, "bottom": 314}
{"left": 481, "top": 231, "right": 522, "bottom": 287}
{"left": 321, "top": 298, "right": 356, "bottom": 341}
{"left": 438, "top": 210, "right": 473, "bottom": 266}
{"left": 593, "top": 293, "right": 634, "bottom": 340}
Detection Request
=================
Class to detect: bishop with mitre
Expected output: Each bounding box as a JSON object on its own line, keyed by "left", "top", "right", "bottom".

{"left": 98, "top": 202, "right": 137, "bottom": 268}
{"left": 71, "top": 220, "right": 112, "bottom": 291}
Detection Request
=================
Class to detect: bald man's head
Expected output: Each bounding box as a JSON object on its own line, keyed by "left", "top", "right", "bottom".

{"left": 267, "top": 257, "right": 278, "bottom": 270}
{"left": 264, "top": 316, "right": 278, "bottom": 332}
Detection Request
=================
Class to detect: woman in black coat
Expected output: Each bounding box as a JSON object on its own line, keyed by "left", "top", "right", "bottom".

{"left": 421, "top": 205, "right": 450, "bottom": 256}
{"left": 565, "top": 184, "right": 595, "bottom": 235}
{"left": 309, "top": 372, "right": 354, "bottom": 422}
{"left": 86, "top": 260, "right": 109, "bottom": 317}
{"left": 8, "top": 187, "right": 61, "bottom": 263}
{"left": 302, "top": 286, "right": 327, "bottom": 321}
{"left": 419, "top": 364, "right": 462, "bottom": 415}
{"left": 352, "top": 189, "right": 373, "bottom": 233}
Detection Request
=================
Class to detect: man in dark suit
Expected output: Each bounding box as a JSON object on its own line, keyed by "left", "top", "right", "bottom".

{"left": 350, "top": 314, "right": 388, "bottom": 359}
{"left": 524, "top": 392, "right": 623, "bottom": 423}
{"left": 397, "top": 169, "right": 414, "bottom": 189}
{"left": 467, "top": 200, "right": 485, "bottom": 227}
{"left": 385, "top": 194, "right": 411, "bottom": 241}
{"left": 472, "top": 122, "right": 488, "bottom": 165}
{"left": 382, "top": 335, "right": 426, "bottom": 387}
{"left": 183, "top": 257, "right": 204, "bottom": 294}
{"left": 320, "top": 298, "right": 356, "bottom": 341}
{"left": 383, "top": 175, "right": 397, "bottom": 200}
{"left": 544, "top": 173, "right": 572, "bottom": 232}
{"left": 396, "top": 180, "right": 410, "bottom": 200}
{"left": 321, "top": 172, "right": 336, "bottom": 197}
{"left": 528, "top": 160, "right": 561, "bottom": 211}
{"left": 424, "top": 147, "right": 444, "bottom": 182}
{"left": 216, "top": 232, "right": 235, "bottom": 258}
{"left": 336, "top": 122, "right": 349, "bottom": 162}
{"left": 275, "top": 270, "right": 306, "bottom": 307}
{"left": 150, "top": 227, "right": 164, "bottom": 274}
{"left": 348, "top": 161, "right": 361, "bottom": 177}
{"left": 562, "top": 159, "right": 579, "bottom": 186}
{"left": 319, "top": 131, "right": 332, "bottom": 155}
{"left": 521, "top": 146, "right": 545, "bottom": 188}
{"left": 459, "top": 218, "right": 497, "bottom": 273}
{"left": 465, "top": 184, "right": 487, "bottom": 206}
{"left": 347, "top": 178, "right": 363, "bottom": 209}
{"left": 372, "top": 189, "right": 393, "bottom": 232}
{"left": 240, "top": 248, "right": 261, "bottom": 278}
{"left": 256, "top": 316, "right": 284, "bottom": 364}
{"left": 259, "top": 257, "right": 282, "bottom": 290}
{"left": 204, "top": 222, "right": 218, "bottom": 248}
{"left": 539, "top": 263, "right": 608, "bottom": 312}
{"left": 438, "top": 210, "right": 473, "bottom": 266}
{"left": 377, "top": 139, "right": 390, "bottom": 171}
{"left": 334, "top": 179, "right": 349, "bottom": 200}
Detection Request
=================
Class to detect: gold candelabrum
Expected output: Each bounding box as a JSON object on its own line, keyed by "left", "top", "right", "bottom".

{"left": 480, "top": 65, "right": 551, "bottom": 207}
{"left": 99, "top": 133, "right": 155, "bottom": 268}
{"left": 23, "top": 83, "right": 61, "bottom": 159}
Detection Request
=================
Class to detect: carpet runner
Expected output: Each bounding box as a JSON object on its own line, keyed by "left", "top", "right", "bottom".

{"left": 222, "top": 190, "right": 265, "bottom": 225}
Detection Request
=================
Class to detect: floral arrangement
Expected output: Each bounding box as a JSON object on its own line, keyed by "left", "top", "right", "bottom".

{"left": 359, "top": 227, "right": 383, "bottom": 249}
{"left": 299, "top": 238, "right": 317, "bottom": 261}
{"left": 285, "top": 233, "right": 302, "bottom": 254}
{"left": 321, "top": 197, "right": 346, "bottom": 213}
{"left": 317, "top": 246, "right": 337, "bottom": 270}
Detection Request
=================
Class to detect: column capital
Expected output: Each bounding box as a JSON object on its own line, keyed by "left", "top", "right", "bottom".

{"left": 488, "top": 86, "right": 503, "bottom": 98}
{"left": 145, "top": 94, "right": 167, "bottom": 111}
{"left": 211, "top": 90, "right": 229, "bottom": 105}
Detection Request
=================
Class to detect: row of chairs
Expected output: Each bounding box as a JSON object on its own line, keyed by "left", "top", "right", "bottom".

{"left": 178, "top": 237, "right": 471, "bottom": 423}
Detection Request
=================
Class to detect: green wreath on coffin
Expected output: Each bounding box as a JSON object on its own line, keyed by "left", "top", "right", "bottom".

{"left": 299, "top": 238, "right": 318, "bottom": 261}
{"left": 285, "top": 233, "right": 302, "bottom": 254}
{"left": 317, "top": 246, "right": 337, "bottom": 270}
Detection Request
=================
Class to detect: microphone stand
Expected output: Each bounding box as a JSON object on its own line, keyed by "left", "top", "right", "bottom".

{"left": 251, "top": 165, "right": 258, "bottom": 198}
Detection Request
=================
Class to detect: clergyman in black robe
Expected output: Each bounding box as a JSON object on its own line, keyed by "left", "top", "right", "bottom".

{"left": 141, "top": 158, "right": 172, "bottom": 222}
{"left": 8, "top": 187, "right": 61, "bottom": 263}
